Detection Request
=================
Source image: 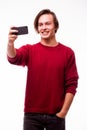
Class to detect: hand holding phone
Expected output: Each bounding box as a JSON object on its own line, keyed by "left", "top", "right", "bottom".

{"left": 11, "top": 26, "right": 28, "bottom": 35}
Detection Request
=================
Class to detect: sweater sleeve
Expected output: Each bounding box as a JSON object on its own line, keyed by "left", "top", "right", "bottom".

{"left": 7, "top": 44, "right": 31, "bottom": 66}
{"left": 64, "top": 50, "right": 79, "bottom": 95}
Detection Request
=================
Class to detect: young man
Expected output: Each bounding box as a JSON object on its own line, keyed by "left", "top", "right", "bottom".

{"left": 7, "top": 9, "right": 79, "bottom": 130}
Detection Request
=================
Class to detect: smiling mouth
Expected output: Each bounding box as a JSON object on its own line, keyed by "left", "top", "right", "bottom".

{"left": 41, "top": 31, "right": 49, "bottom": 35}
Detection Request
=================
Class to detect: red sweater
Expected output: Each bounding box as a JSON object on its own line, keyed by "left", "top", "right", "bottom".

{"left": 7, "top": 42, "right": 79, "bottom": 114}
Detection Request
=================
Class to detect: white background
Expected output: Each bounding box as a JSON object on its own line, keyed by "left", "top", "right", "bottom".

{"left": 0, "top": 0, "right": 87, "bottom": 130}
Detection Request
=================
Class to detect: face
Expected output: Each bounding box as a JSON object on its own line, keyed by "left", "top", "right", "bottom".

{"left": 38, "top": 14, "right": 56, "bottom": 39}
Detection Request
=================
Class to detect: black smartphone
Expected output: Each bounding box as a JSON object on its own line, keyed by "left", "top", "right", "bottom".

{"left": 12, "top": 26, "right": 28, "bottom": 35}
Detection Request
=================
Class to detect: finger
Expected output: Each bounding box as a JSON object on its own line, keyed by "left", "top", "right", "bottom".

{"left": 9, "top": 26, "right": 18, "bottom": 35}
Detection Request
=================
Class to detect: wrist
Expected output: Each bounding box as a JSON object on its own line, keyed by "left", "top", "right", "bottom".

{"left": 56, "top": 111, "right": 67, "bottom": 118}
{"left": 8, "top": 42, "right": 14, "bottom": 46}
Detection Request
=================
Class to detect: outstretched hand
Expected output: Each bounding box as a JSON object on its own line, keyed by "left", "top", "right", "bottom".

{"left": 8, "top": 26, "right": 18, "bottom": 45}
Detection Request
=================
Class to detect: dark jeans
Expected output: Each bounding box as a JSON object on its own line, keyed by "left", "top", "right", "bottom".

{"left": 23, "top": 113, "right": 65, "bottom": 130}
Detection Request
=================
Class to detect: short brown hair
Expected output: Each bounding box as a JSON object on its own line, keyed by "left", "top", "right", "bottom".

{"left": 34, "top": 9, "right": 59, "bottom": 33}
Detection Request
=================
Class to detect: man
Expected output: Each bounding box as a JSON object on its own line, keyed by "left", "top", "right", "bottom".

{"left": 7, "top": 9, "right": 79, "bottom": 130}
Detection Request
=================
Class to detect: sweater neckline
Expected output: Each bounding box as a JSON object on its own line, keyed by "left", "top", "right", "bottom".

{"left": 39, "top": 42, "right": 61, "bottom": 48}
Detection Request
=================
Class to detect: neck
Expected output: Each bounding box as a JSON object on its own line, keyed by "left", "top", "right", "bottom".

{"left": 40, "top": 37, "right": 58, "bottom": 47}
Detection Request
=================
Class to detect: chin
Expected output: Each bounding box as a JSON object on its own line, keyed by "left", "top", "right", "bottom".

{"left": 41, "top": 35, "right": 50, "bottom": 39}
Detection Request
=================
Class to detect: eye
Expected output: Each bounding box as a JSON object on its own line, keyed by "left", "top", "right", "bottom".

{"left": 38, "top": 23, "right": 43, "bottom": 27}
{"left": 46, "top": 22, "right": 51, "bottom": 25}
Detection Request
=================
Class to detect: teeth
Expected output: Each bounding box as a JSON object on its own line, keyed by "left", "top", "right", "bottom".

{"left": 42, "top": 32, "right": 48, "bottom": 35}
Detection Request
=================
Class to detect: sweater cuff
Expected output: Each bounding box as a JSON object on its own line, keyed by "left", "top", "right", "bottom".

{"left": 7, "top": 55, "right": 18, "bottom": 63}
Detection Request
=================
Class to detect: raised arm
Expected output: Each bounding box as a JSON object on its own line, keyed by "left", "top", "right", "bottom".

{"left": 7, "top": 26, "right": 18, "bottom": 58}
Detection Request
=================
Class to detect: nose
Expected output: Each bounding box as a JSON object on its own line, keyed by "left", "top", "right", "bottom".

{"left": 42, "top": 24, "right": 47, "bottom": 29}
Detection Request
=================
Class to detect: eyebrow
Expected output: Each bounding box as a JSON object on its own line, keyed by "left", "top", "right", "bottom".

{"left": 38, "top": 21, "right": 52, "bottom": 24}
